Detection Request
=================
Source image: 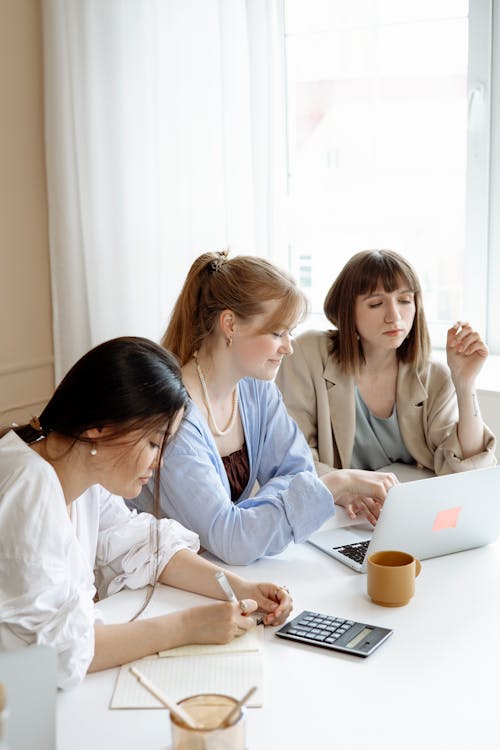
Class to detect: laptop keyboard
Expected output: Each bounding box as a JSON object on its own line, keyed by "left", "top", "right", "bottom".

{"left": 333, "top": 540, "right": 370, "bottom": 564}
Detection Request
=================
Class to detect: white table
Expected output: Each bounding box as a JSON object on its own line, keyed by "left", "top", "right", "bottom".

{"left": 57, "top": 523, "right": 500, "bottom": 750}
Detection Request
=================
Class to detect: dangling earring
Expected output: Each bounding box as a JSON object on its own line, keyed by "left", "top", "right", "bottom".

{"left": 90, "top": 446, "right": 97, "bottom": 456}
{"left": 226, "top": 336, "right": 233, "bottom": 348}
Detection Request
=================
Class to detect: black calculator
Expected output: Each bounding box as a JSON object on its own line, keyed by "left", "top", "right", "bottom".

{"left": 275, "top": 610, "right": 393, "bottom": 657}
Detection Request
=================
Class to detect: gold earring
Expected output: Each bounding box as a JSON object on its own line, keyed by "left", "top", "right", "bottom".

{"left": 226, "top": 336, "right": 233, "bottom": 348}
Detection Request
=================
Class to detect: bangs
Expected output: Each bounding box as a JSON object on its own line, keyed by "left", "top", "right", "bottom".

{"left": 258, "top": 288, "right": 308, "bottom": 333}
{"left": 355, "top": 253, "right": 416, "bottom": 296}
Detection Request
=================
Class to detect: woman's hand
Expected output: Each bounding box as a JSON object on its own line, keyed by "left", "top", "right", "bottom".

{"left": 446, "top": 321, "right": 488, "bottom": 387}
{"left": 159, "top": 551, "right": 292, "bottom": 632}
{"left": 232, "top": 580, "right": 293, "bottom": 627}
{"left": 181, "top": 600, "right": 258, "bottom": 645}
{"left": 333, "top": 492, "right": 383, "bottom": 526}
{"left": 320, "top": 469, "right": 399, "bottom": 526}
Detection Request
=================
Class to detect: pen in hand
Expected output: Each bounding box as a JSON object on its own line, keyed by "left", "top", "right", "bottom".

{"left": 214, "top": 571, "right": 263, "bottom": 624}
{"left": 215, "top": 570, "right": 246, "bottom": 609}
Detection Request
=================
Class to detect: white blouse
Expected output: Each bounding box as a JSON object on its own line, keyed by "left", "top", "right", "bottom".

{"left": 0, "top": 431, "right": 199, "bottom": 689}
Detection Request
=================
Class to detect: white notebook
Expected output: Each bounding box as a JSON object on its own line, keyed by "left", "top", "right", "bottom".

{"left": 110, "top": 626, "right": 264, "bottom": 709}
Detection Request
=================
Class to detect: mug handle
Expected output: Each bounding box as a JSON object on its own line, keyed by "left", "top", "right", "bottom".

{"left": 415, "top": 559, "right": 421, "bottom": 577}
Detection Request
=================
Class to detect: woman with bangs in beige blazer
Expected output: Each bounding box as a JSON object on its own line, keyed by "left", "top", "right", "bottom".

{"left": 276, "top": 250, "right": 497, "bottom": 527}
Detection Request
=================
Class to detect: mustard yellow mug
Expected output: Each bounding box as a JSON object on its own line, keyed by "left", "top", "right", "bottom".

{"left": 367, "top": 550, "right": 421, "bottom": 607}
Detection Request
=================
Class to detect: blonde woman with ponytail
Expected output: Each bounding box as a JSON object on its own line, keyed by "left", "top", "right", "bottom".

{"left": 130, "top": 251, "right": 396, "bottom": 564}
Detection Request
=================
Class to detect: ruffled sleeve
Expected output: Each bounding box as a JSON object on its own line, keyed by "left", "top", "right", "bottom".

{"left": 91, "top": 488, "right": 200, "bottom": 599}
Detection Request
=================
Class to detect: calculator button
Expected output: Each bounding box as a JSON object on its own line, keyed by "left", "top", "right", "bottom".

{"left": 276, "top": 610, "right": 392, "bottom": 657}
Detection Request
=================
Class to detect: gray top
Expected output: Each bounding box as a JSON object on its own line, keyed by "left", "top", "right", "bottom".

{"left": 351, "top": 387, "right": 414, "bottom": 470}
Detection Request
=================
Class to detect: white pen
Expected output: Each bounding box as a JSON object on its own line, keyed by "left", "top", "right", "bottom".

{"left": 214, "top": 571, "right": 264, "bottom": 624}
{"left": 215, "top": 570, "right": 240, "bottom": 604}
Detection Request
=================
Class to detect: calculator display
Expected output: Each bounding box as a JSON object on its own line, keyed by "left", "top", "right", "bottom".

{"left": 346, "top": 627, "right": 372, "bottom": 649}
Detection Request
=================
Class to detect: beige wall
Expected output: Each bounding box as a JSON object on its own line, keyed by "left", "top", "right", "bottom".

{"left": 0, "top": 0, "right": 54, "bottom": 426}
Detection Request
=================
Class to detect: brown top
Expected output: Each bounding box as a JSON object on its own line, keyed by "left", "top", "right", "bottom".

{"left": 221, "top": 441, "right": 250, "bottom": 502}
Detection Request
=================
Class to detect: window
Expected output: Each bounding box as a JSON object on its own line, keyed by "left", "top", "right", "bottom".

{"left": 283, "top": 0, "right": 497, "bottom": 353}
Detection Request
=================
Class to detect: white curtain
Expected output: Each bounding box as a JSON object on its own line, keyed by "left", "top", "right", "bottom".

{"left": 42, "top": 0, "right": 288, "bottom": 380}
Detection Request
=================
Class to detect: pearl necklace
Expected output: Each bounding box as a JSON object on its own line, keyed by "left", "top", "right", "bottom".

{"left": 194, "top": 354, "right": 239, "bottom": 437}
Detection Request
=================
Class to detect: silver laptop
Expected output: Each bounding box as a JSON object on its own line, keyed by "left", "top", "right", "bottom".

{"left": 309, "top": 466, "right": 500, "bottom": 572}
{"left": 0, "top": 645, "right": 57, "bottom": 750}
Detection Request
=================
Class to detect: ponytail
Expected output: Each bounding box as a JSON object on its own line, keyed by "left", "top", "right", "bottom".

{"left": 162, "top": 250, "right": 307, "bottom": 365}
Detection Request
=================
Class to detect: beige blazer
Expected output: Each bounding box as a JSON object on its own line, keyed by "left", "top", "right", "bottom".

{"left": 275, "top": 330, "right": 497, "bottom": 477}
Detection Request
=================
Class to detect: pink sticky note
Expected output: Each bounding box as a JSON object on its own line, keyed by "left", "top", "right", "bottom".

{"left": 432, "top": 507, "right": 462, "bottom": 532}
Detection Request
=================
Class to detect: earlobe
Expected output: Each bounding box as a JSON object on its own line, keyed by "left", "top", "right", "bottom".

{"left": 220, "top": 309, "right": 235, "bottom": 338}
{"left": 84, "top": 427, "right": 104, "bottom": 440}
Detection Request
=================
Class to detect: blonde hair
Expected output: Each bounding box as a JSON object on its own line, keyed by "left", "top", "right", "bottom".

{"left": 162, "top": 251, "right": 308, "bottom": 364}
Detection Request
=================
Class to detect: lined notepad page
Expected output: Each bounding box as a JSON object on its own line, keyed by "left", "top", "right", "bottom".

{"left": 110, "top": 627, "right": 263, "bottom": 709}
{"left": 158, "top": 625, "right": 262, "bottom": 658}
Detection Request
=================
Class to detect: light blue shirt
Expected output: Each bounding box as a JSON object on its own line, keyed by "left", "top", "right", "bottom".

{"left": 131, "top": 378, "right": 334, "bottom": 565}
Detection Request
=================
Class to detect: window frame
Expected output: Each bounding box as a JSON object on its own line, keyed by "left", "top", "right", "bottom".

{"left": 464, "top": 0, "right": 492, "bottom": 339}
{"left": 486, "top": 0, "right": 500, "bottom": 352}
{"left": 282, "top": 0, "right": 499, "bottom": 356}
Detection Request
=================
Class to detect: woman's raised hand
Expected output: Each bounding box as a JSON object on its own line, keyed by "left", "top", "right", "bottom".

{"left": 446, "top": 321, "right": 488, "bottom": 387}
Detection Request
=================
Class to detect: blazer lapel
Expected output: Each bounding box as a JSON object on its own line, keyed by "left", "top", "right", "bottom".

{"left": 323, "top": 358, "right": 355, "bottom": 469}
{"left": 396, "top": 362, "right": 428, "bottom": 439}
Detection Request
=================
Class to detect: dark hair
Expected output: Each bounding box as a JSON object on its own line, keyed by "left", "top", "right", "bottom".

{"left": 14, "top": 336, "right": 187, "bottom": 442}
{"left": 323, "top": 250, "right": 431, "bottom": 373}
{"left": 162, "top": 250, "right": 308, "bottom": 364}
{"left": 8, "top": 336, "right": 187, "bottom": 516}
